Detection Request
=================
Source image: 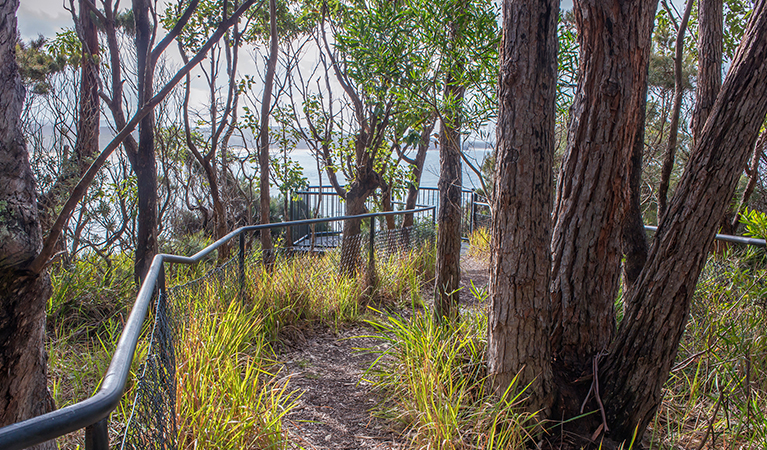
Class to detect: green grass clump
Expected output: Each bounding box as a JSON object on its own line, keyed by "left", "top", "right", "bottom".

{"left": 244, "top": 244, "right": 435, "bottom": 335}
{"left": 466, "top": 227, "right": 491, "bottom": 262}
{"left": 364, "top": 310, "right": 534, "bottom": 450}
{"left": 175, "top": 281, "right": 296, "bottom": 449}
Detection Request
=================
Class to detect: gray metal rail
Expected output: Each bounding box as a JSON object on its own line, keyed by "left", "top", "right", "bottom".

{"left": 0, "top": 207, "right": 435, "bottom": 450}
{"left": 643, "top": 225, "right": 766, "bottom": 247}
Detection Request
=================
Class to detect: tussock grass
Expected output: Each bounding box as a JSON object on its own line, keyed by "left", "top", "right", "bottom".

{"left": 175, "top": 283, "right": 296, "bottom": 449}
{"left": 647, "top": 253, "right": 767, "bottom": 449}
{"left": 46, "top": 239, "right": 436, "bottom": 449}
{"left": 364, "top": 309, "right": 535, "bottom": 449}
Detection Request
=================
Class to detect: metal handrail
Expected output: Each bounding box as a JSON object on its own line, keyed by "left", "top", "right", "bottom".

{"left": 0, "top": 207, "right": 435, "bottom": 450}
{"left": 643, "top": 225, "right": 767, "bottom": 247}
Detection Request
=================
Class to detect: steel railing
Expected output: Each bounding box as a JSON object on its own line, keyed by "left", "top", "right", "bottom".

{"left": 0, "top": 207, "right": 435, "bottom": 450}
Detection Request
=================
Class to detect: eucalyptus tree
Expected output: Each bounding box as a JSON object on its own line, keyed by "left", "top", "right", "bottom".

{"left": 488, "top": 0, "right": 558, "bottom": 415}
{"left": 410, "top": 0, "right": 498, "bottom": 321}
{"left": 490, "top": 0, "right": 767, "bottom": 445}
{"left": 309, "top": 0, "right": 431, "bottom": 275}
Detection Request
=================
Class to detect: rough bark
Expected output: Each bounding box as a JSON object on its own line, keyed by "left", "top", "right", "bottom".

{"left": 434, "top": 84, "right": 463, "bottom": 322}
{"left": 602, "top": 3, "right": 767, "bottom": 441}
{"left": 133, "top": 0, "right": 158, "bottom": 283}
{"left": 691, "top": 0, "right": 723, "bottom": 145}
{"left": 621, "top": 95, "right": 649, "bottom": 288}
{"left": 259, "top": 0, "right": 278, "bottom": 258}
{"left": 434, "top": 10, "right": 465, "bottom": 323}
{"left": 657, "top": 0, "right": 694, "bottom": 221}
{"left": 550, "top": 0, "right": 659, "bottom": 388}
{"left": 487, "top": 0, "right": 558, "bottom": 415}
{"left": 0, "top": 2, "right": 55, "bottom": 447}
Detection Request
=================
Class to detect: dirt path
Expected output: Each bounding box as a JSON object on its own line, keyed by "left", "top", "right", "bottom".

{"left": 278, "top": 255, "right": 490, "bottom": 449}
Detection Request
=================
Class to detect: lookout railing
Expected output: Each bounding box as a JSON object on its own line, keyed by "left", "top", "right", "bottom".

{"left": 290, "top": 186, "right": 491, "bottom": 241}
{"left": 0, "top": 207, "right": 436, "bottom": 450}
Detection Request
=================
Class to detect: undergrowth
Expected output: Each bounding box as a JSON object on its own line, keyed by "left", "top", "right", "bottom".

{"left": 46, "top": 238, "right": 435, "bottom": 449}
{"left": 646, "top": 250, "right": 767, "bottom": 449}
{"left": 175, "top": 281, "right": 296, "bottom": 449}
{"left": 364, "top": 309, "right": 535, "bottom": 449}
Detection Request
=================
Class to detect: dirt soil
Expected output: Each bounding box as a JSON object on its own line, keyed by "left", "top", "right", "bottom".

{"left": 278, "top": 255, "right": 490, "bottom": 449}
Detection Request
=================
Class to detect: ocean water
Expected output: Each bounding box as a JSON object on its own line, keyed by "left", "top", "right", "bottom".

{"left": 88, "top": 128, "right": 492, "bottom": 193}
{"left": 270, "top": 147, "right": 492, "bottom": 192}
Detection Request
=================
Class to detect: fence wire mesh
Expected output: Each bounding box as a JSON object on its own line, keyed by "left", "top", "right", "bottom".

{"left": 108, "top": 209, "right": 765, "bottom": 450}
{"left": 118, "top": 214, "right": 435, "bottom": 450}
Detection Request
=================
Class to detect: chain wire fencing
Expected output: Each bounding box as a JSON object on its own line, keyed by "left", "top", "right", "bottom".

{"left": 118, "top": 212, "right": 435, "bottom": 450}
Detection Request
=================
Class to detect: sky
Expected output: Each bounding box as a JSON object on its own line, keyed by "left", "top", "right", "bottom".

{"left": 17, "top": 0, "right": 578, "bottom": 42}
{"left": 18, "top": 0, "right": 72, "bottom": 42}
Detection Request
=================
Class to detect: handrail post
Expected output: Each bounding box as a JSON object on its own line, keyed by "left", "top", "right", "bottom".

{"left": 239, "top": 233, "right": 245, "bottom": 301}
{"left": 85, "top": 418, "right": 108, "bottom": 450}
{"left": 470, "top": 191, "right": 476, "bottom": 237}
{"left": 369, "top": 215, "right": 376, "bottom": 277}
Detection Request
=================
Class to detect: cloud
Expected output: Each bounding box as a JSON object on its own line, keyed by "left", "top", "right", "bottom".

{"left": 17, "top": 1, "right": 71, "bottom": 42}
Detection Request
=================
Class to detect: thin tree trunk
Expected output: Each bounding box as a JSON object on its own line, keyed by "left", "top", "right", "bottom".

{"left": 730, "top": 129, "right": 767, "bottom": 231}
{"left": 259, "top": 0, "right": 278, "bottom": 260}
{"left": 38, "top": 0, "right": 100, "bottom": 234}
{"left": 434, "top": 13, "right": 465, "bottom": 323}
{"left": 403, "top": 115, "right": 436, "bottom": 230}
{"left": 434, "top": 95, "right": 463, "bottom": 322}
{"left": 603, "top": 4, "right": 767, "bottom": 442}
{"left": 622, "top": 94, "right": 649, "bottom": 288}
{"left": 550, "top": 0, "right": 659, "bottom": 398}
{"left": 487, "top": 0, "right": 558, "bottom": 415}
{"left": 657, "top": 0, "right": 694, "bottom": 221}
{"left": 133, "top": 0, "right": 158, "bottom": 284}
{"left": 0, "top": 3, "right": 55, "bottom": 446}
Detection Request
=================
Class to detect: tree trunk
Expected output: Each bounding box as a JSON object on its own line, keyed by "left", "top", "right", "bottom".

{"left": 401, "top": 116, "right": 436, "bottom": 248}
{"left": 622, "top": 94, "right": 649, "bottom": 288}
{"left": 133, "top": 0, "right": 158, "bottom": 283}
{"left": 339, "top": 175, "right": 378, "bottom": 277}
{"left": 434, "top": 98, "right": 463, "bottom": 322}
{"left": 38, "top": 0, "right": 100, "bottom": 234}
{"left": 602, "top": 3, "right": 767, "bottom": 442}
{"left": 0, "top": 3, "right": 55, "bottom": 447}
{"left": 657, "top": 0, "right": 694, "bottom": 221}
{"left": 403, "top": 116, "right": 436, "bottom": 230}
{"left": 259, "top": 0, "right": 278, "bottom": 260}
{"left": 550, "top": 0, "right": 659, "bottom": 393}
{"left": 487, "top": 0, "right": 558, "bottom": 415}
{"left": 691, "top": 0, "right": 723, "bottom": 145}
{"left": 434, "top": 14, "right": 465, "bottom": 323}
{"left": 729, "top": 129, "right": 767, "bottom": 231}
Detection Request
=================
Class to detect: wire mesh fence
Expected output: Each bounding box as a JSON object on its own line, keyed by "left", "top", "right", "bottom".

{"left": 118, "top": 213, "right": 436, "bottom": 450}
